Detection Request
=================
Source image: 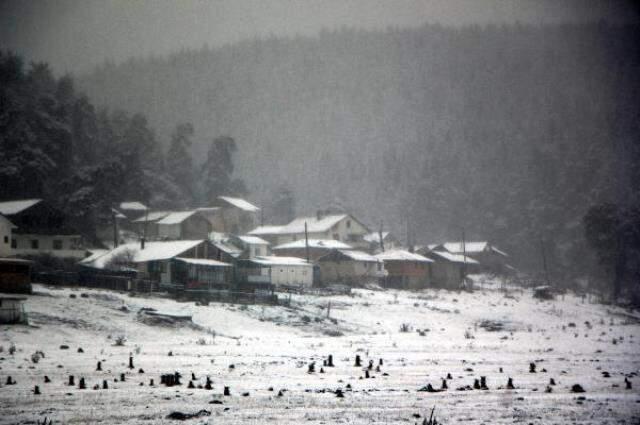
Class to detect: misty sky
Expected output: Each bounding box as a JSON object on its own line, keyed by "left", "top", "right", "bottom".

{"left": 1, "top": 0, "right": 638, "bottom": 74}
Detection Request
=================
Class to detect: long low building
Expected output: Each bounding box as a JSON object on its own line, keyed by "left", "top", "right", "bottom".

{"left": 375, "top": 249, "right": 433, "bottom": 289}
{"left": 272, "top": 239, "right": 352, "bottom": 262}
{"left": 317, "top": 249, "right": 384, "bottom": 286}
{"left": 236, "top": 256, "right": 314, "bottom": 289}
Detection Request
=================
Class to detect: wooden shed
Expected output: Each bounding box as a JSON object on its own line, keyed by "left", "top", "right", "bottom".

{"left": 0, "top": 294, "right": 27, "bottom": 324}
{"left": 317, "top": 249, "right": 384, "bottom": 286}
{"left": 0, "top": 258, "right": 33, "bottom": 294}
{"left": 375, "top": 250, "right": 433, "bottom": 289}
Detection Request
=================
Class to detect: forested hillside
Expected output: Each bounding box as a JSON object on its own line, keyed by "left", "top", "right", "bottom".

{"left": 78, "top": 23, "right": 640, "bottom": 277}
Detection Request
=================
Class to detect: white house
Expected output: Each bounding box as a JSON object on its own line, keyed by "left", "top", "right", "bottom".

{"left": 249, "top": 212, "right": 370, "bottom": 249}
{"left": 0, "top": 199, "right": 86, "bottom": 259}
{"left": 0, "top": 215, "right": 16, "bottom": 257}
{"left": 237, "top": 256, "right": 313, "bottom": 288}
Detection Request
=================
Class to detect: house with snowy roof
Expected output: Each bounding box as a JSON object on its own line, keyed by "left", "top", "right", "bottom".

{"left": 429, "top": 241, "right": 510, "bottom": 275}
{"left": 132, "top": 210, "right": 211, "bottom": 241}
{"left": 317, "top": 249, "right": 385, "bottom": 286}
{"left": 374, "top": 249, "right": 433, "bottom": 289}
{"left": 0, "top": 199, "right": 86, "bottom": 259}
{"left": 363, "top": 231, "right": 401, "bottom": 253}
{"left": 200, "top": 196, "right": 260, "bottom": 235}
{"left": 272, "top": 239, "right": 353, "bottom": 262}
{"left": 79, "top": 239, "right": 232, "bottom": 291}
{"left": 117, "top": 201, "right": 148, "bottom": 220}
{"left": 420, "top": 249, "right": 479, "bottom": 289}
{"left": 248, "top": 211, "right": 370, "bottom": 250}
{"left": 236, "top": 256, "right": 314, "bottom": 289}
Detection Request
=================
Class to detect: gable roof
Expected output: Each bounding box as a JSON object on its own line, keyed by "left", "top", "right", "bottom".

{"left": 273, "top": 239, "right": 352, "bottom": 250}
{"left": 132, "top": 211, "right": 171, "bottom": 223}
{"left": 441, "top": 241, "right": 508, "bottom": 257}
{"left": 0, "top": 199, "right": 42, "bottom": 216}
{"left": 375, "top": 249, "right": 433, "bottom": 263}
{"left": 429, "top": 250, "right": 479, "bottom": 264}
{"left": 119, "top": 201, "right": 148, "bottom": 211}
{"left": 363, "top": 231, "right": 389, "bottom": 244}
{"left": 237, "top": 235, "right": 270, "bottom": 245}
{"left": 332, "top": 249, "right": 379, "bottom": 262}
{"left": 249, "top": 256, "right": 311, "bottom": 266}
{"left": 80, "top": 240, "right": 205, "bottom": 269}
{"left": 156, "top": 210, "right": 198, "bottom": 225}
{"left": 218, "top": 196, "right": 260, "bottom": 212}
{"left": 248, "top": 225, "right": 286, "bottom": 236}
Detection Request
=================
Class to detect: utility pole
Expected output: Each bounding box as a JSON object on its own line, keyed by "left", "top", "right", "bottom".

{"left": 304, "top": 221, "right": 310, "bottom": 263}
{"left": 112, "top": 208, "right": 118, "bottom": 248}
{"left": 540, "top": 236, "right": 551, "bottom": 287}
{"left": 378, "top": 220, "right": 385, "bottom": 252}
{"left": 462, "top": 228, "right": 468, "bottom": 289}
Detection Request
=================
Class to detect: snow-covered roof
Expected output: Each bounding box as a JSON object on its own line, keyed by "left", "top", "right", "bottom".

{"left": 363, "top": 232, "right": 389, "bottom": 243}
{"left": 0, "top": 199, "right": 41, "bottom": 216}
{"left": 212, "top": 240, "right": 243, "bottom": 257}
{"left": 156, "top": 210, "right": 198, "bottom": 225}
{"left": 119, "top": 201, "right": 148, "bottom": 211}
{"left": 442, "top": 242, "right": 508, "bottom": 257}
{"left": 336, "top": 249, "right": 379, "bottom": 262}
{"left": 132, "top": 211, "right": 171, "bottom": 223}
{"left": 429, "top": 250, "right": 479, "bottom": 264}
{"left": 80, "top": 240, "right": 205, "bottom": 269}
{"left": 175, "top": 257, "right": 231, "bottom": 267}
{"left": 111, "top": 208, "right": 127, "bottom": 219}
{"left": 237, "top": 235, "right": 270, "bottom": 245}
{"left": 375, "top": 249, "right": 433, "bottom": 263}
{"left": 273, "top": 239, "right": 352, "bottom": 250}
{"left": 250, "top": 256, "right": 311, "bottom": 267}
{"left": 248, "top": 225, "right": 286, "bottom": 235}
{"left": 218, "top": 196, "right": 260, "bottom": 212}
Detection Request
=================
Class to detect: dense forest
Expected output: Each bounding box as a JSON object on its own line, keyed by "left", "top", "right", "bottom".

{"left": 78, "top": 23, "right": 640, "bottom": 281}
{"left": 0, "top": 51, "right": 244, "bottom": 242}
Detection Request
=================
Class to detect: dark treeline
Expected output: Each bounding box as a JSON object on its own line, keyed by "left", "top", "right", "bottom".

{"left": 0, "top": 52, "right": 244, "bottom": 242}
{"left": 78, "top": 23, "right": 640, "bottom": 283}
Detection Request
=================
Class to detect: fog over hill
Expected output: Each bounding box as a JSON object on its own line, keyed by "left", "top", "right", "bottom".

{"left": 77, "top": 23, "right": 640, "bottom": 276}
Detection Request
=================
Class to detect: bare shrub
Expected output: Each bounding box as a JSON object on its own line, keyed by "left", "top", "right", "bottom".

{"left": 400, "top": 323, "right": 412, "bottom": 333}
{"left": 114, "top": 335, "right": 127, "bottom": 346}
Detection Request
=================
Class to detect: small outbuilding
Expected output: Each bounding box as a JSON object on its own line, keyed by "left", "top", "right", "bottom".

{"left": 317, "top": 249, "right": 384, "bottom": 286}
{"left": 0, "top": 294, "right": 28, "bottom": 324}
{"left": 0, "top": 258, "right": 33, "bottom": 294}
{"left": 426, "top": 250, "right": 479, "bottom": 289}
{"left": 375, "top": 250, "right": 433, "bottom": 289}
{"left": 236, "top": 256, "right": 314, "bottom": 289}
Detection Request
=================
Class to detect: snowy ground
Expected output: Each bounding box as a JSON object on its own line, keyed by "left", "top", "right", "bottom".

{"left": 1, "top": 282, "right": 639, "bottom": 424}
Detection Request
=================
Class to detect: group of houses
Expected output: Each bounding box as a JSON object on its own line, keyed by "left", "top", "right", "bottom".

{"left": 0, "top": 196, "right": 513, "bottom": 301}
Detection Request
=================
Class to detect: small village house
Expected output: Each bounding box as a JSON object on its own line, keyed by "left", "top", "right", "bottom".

{"left": 117, "top": 201, "right": 149, "bottom": 220}
{"left": 0, "top": 199, "right": 86, "bottom": 259}
{"left": 0, "top": 294, "right": 28, "bottom": 324}
{"left": 423, "top": 249, "right": 479, "bottom": 289}
{"left": 0, "top": 258, "right": 33, "bottom": 294}
{"left": 363, "top": 231, "right": 401, "bottom": 253}
{"left": 249, "top": 211, "right": 370, "bottom": 249}
{"left": 80, "top": 239, "right": 232, "bottom": 291}
{"left": 201, "top": 196, "right": 260, "bottom": 234}
{"left": 272, "top": 239, "right": 352, "bottom": 262}
{"left": 375, "top": 249, "right": 433, "bottom": 289}
{"left": 132, "top": 210, "right": 211, "bottom": 241}
{"left": 232, "top": 235, "right": 270, "bottom": 258}
{"left": 236, "top": 256, "right": 313, "bottom": 289}
{"left": 431, "top": 241, "right": 510, "bottom": 274}
{"left": 317, "top": 249, "right": 384, "bottom": 286}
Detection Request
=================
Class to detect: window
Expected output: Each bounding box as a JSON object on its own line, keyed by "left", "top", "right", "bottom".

{"left": 31, "top": 239, "right": 39, "bottom": 249}
{"left": 11, "top": 238, "right": 16, "bottom": 249}
{"left": 3, "top": 236, "right": 8, "bottom": 244}
{"left": 53, "top": 240, "right": 63, "bottom": 250}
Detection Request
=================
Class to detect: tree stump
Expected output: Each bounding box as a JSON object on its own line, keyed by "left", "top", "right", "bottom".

{"left": 446, "top": 373, "right": 452, "bottom": 380}
{"left": 34, "top": 385, "right": 40, "bottom": 395}
{"left": 365, "top": 370, "right": 370, "bottom": 379}
{"left": 368, "top": 360, "right": 374, "bottom": 370}
{"left": 529, "top": 363, "right": 536, "bottom": 373}
{"left": 320, "top": 367, "right": 325, "bottom": 374}
{"left": 120, "top": 373, "right": 126, "bottom": 382}
{"left": 441, "top": 379, "right": 448, "bottom": 390}
{"left": 97, "top": 361, "right": 102, "bottom": 371}
{"left": 480, "top": 376, "right": 488, "bottom": 390}
{"left": 68, "top": 375, "right": 74, "bottom": 386}
{"left": 354, "top": 355, "right": 362, "bottom": 367}
{"left": 103, "top": 380, "right": 108, "bottom": 389}
{"left": 625, "top": 378, "right": 632, "bottom": 390}
{"left": 192, "top": 372, "right": 196, "bottom": 381}
{"left": 149, "top": 379, "right": 154, "bottom": 387}
{"left": 473, "top": 379, "right": 480, "bottom": 390}
{"left": 308, "top": 362, "right": 315, "bottom": 373}
{"left": 79, "top": 378, "right": 86, "bottom": 390}
{"left": 379, "top": 358, "right": 383, "bottom": 366}
{"left": 129, "top": 356, "right": 134, "bottom": 369}
{"left": 549, "top": 378, "right": 556, "bottom": 386}
{"left": 328, "top": 355, "right": 334, "bottom": 367}
{"left": 138, "top": 368, "right": 144, "bottom": 374}
{"left": 44, "top": 376, "right": 51, "bottom": 383}
{"left": 507, "top": 377, "right": 514, "bottom": 389}
{"left": 188, "top": 380, "right": 195, "bottom": 389}
{"left": 224, "top": 386, "right": 230, "bottom": 396}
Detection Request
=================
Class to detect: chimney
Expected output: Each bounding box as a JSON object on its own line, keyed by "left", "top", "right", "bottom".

{"left": 140, "top": 237, "right": 145, "bottom": 250}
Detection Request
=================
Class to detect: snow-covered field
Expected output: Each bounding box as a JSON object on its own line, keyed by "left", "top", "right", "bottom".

{"left": 1, "top": 282, "right": 639, "bottom": 424}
